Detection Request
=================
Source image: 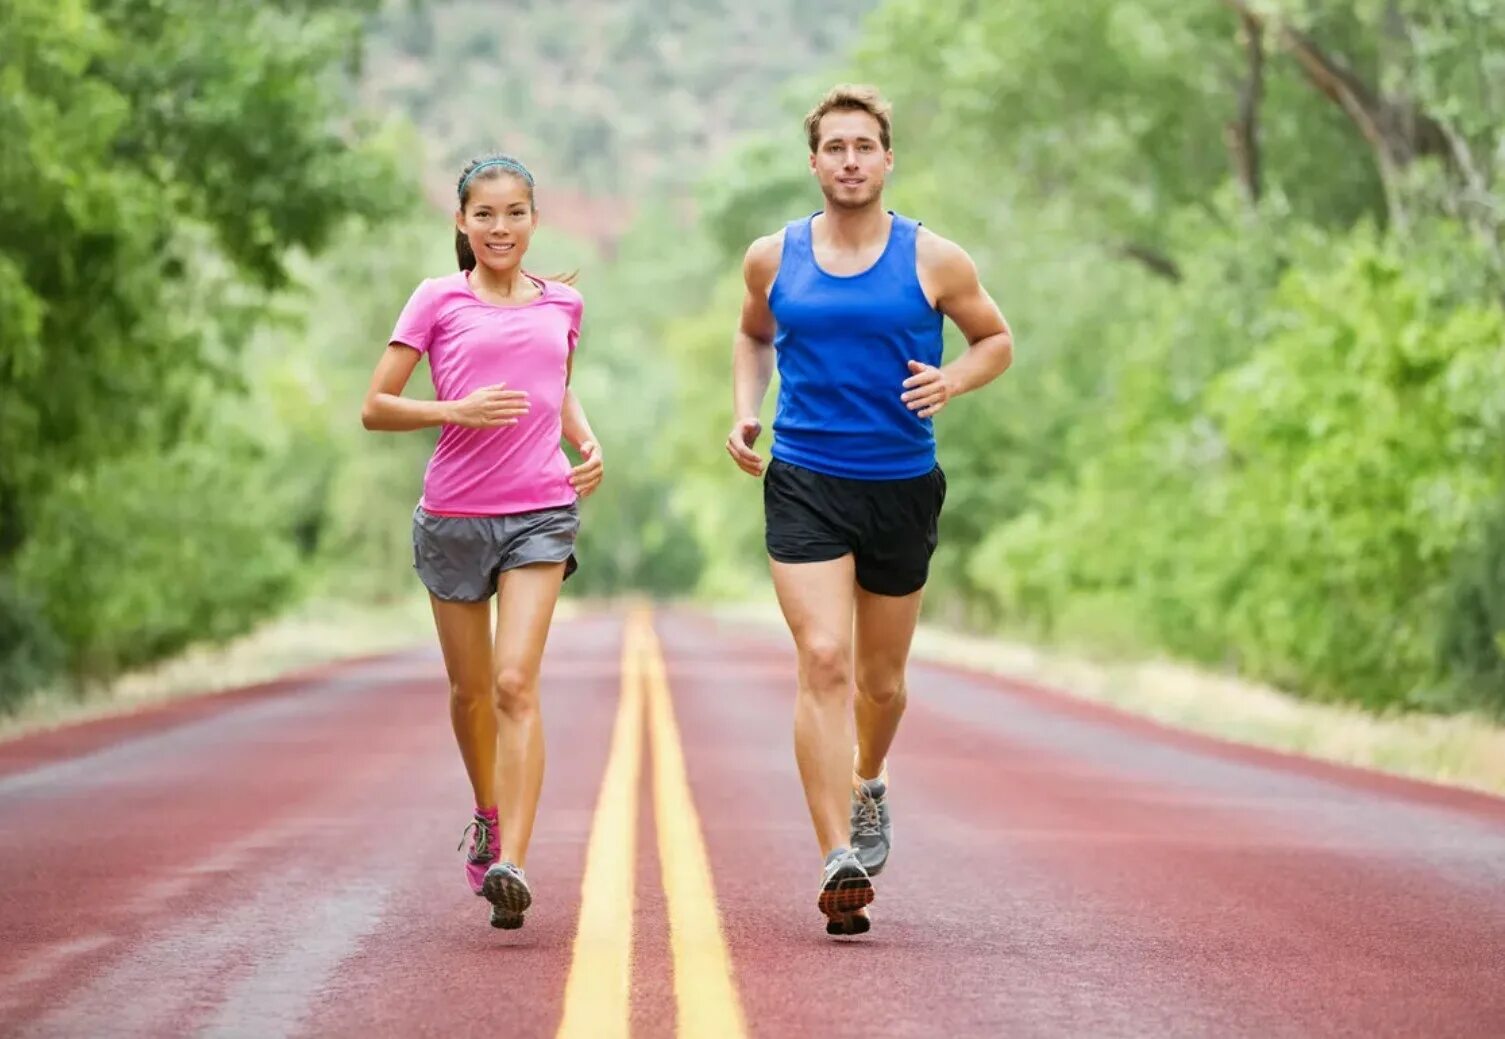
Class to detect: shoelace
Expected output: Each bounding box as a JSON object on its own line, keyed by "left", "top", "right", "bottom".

{"left": 458, "top": 817, "right": 494, "bottom": 862}
{"left": 852, "top": 792, "right": 883, "bottom": 840}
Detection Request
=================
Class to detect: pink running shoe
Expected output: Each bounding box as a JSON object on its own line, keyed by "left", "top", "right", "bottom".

{"left": 458, "top": 811, "right": 499, "bottom": 895}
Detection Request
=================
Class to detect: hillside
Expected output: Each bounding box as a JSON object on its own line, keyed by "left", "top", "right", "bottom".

{"left": 362, "top": 0, "right": 878, "bottom": 242}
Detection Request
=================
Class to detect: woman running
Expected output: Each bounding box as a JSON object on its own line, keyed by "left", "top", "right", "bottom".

{"left": 361, "top": 153, "right": 604, "bottom": 929}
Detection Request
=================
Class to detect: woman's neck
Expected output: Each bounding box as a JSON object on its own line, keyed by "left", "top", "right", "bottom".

{"left": 470, "top": 263, "right": 535, "bottom": 302}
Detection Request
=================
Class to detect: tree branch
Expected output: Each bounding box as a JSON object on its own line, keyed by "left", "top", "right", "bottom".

{"left": 1225, "top": 8, "right": 1265, "bottom": 205}
{"left": 1220, "top": 0, "right": 1453, "bottom": 176}
{"left": 1117, "top": 244, "right": 1183, "bottom": 282}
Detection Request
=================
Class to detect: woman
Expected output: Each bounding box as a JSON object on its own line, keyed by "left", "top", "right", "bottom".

{"left": 361, "top": 154, "right": 603, "bottom": 929}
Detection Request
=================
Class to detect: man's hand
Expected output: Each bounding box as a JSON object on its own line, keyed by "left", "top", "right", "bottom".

{"left": 725, "top": 416, "right": 764, "bottom": 477}
{"left": 570, "top": 439, "right": 604, "bottom": 497}
{"left": 446, "top": 384, "right": 531, "bottom": 428}
{"left": 902, "top": 361, "right": 955, "bottom": 419}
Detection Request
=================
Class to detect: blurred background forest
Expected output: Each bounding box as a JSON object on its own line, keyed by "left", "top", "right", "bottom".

{"left": 3, "top": 0, "right": 1504, "bottom": 720}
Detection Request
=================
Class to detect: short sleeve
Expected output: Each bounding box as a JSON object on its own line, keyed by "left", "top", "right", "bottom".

{"left": 566, "top": 290, "right": 584, "bottom": 355}
{"left": 389, "top": 278, "right": 442, "bottom": 354}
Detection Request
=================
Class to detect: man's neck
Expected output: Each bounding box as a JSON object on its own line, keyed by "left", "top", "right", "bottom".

{"left": 816, "top": 202, "right": 889, "bottom": 250}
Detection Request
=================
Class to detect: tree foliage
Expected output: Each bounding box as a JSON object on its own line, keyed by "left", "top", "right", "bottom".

{"left": 0, "top": 0, "right": 404, "bottom": 703}
{"left": 634, "top": 0, "right": 1505, "bottom": 714}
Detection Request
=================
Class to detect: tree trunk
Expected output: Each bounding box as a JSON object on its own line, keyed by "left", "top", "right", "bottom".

{"left": 1220, "top": 0, "right": 1457, "bottom": 221}
{"left": 1117, "top": 244, "right": 1183, "bottom": 283}
{"left": 1225, "top": 7, "right": 1265, "bottom": 206}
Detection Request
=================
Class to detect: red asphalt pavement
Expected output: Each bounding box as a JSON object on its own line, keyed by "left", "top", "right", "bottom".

{"left": 2, "top": 607, "right": 1503, "bottom": 1037}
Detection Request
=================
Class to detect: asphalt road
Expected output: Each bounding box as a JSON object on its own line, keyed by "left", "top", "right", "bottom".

{"left": 2, "top": 607, "right": 1502, "bottom": 1037}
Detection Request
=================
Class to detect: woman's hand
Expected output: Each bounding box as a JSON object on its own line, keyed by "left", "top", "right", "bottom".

{"left": 570, "top": 440, "right": 604, "bottom": 497}
{"left": 447, "top": 384, "right": 531, "bottom": 428}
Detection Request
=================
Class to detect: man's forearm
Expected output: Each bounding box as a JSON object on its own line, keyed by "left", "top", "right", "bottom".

{"left": 942, "top": 330, "right": 1013, "bottom": 397}
{"left": 733, "top": 333, "right": 776, "bottom": 419}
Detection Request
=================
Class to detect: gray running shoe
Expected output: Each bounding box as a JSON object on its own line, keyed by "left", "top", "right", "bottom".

{"left": 818, "top": 847, "right": 874, "bottom": 936}
{"left": 482, "top": 861, "right": 532, "bottom": 930}
{"left": 850, "top": 776, "right": 892, "bottom": 876}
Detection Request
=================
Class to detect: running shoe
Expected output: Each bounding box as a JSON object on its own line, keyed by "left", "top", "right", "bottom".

{"left": 458, "top": 811, "right": 499, "bottom": 895}
{"left": 818, "top": 847, "right": 874, "bottom": 935}
{"left": 482, "top": 861, "right": 532, "bottom": 930}
{"left": 850, "top": 773, "right": 892, "bottom": 876}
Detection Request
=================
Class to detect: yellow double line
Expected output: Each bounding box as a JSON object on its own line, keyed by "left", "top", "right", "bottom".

{"left": 556, "top": 609, "right": 747, "bottom": 1039}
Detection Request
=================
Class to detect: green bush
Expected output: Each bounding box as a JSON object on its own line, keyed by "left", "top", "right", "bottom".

{"left": 971, "top": 228, "right": 1505, "bottom": 711}
{"left": 1438, "top": 497, "right": 1505, "bottom": 715}
{"left": 0, "top": 579, "right": 66, "bottom": 712}
{"left": 13, "top": 444, "right": 304, "bottom": 684}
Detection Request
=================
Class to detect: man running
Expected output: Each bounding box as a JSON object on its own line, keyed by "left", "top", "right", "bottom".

{"left": 725, "top": 84, "right": 1014, "bottom": 936}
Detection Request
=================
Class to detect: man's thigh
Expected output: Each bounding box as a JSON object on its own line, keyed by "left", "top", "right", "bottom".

{"left": 769, "top": 556, "right": 857, "bottom": 657}
{"left": 854, "top": 584, "right": 924, "bottom": 688}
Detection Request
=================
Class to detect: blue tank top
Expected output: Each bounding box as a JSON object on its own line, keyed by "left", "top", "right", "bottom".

{"left": 768, "top": 212, "right": 943, "bottom": 480}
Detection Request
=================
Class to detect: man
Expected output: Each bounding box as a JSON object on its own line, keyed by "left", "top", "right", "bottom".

{"left": 725, "top": 84, "right": 1014, "bottom": 936}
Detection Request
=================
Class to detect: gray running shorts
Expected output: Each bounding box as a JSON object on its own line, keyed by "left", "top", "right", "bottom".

{"left": 412, "top": 503, "right": 579, "bottom": 602}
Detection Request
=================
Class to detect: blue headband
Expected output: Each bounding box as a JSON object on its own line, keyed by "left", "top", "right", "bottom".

{"left": 458, "top": 157, "right": 534, "bottom": 198}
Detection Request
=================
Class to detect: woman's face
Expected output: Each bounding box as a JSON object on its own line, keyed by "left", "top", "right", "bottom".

{"left": 456, "top": 174, "right": 537, "bottom": 273}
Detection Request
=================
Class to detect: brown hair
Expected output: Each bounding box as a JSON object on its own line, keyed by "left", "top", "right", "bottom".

{"left": 804, "top": 84, "right": 893, "bottom": 153}
{"left": 454, "top": 153, "right": 577, "bottom": 285}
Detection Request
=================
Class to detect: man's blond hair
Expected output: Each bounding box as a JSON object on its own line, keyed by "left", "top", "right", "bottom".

{"left": 804, "top": 84, "right": 893, "bottom": 153}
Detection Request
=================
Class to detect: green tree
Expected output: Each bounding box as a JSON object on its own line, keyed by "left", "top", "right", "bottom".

{"left": 0, "top": 0, "right": 405, "bottom": 698}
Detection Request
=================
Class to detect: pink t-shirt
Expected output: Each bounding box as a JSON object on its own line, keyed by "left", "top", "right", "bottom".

{"left": 389, "top": 270, "right": 582, "bottom": 516}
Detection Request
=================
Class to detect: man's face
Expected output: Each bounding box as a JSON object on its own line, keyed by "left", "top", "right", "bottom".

{"left": 810, "top": 109, "right": 892, "bottom": 210}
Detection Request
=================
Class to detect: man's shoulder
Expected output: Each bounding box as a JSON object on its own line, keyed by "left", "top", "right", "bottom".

{"left": 743, "top": 228, "right": 787, "bottom": 286}
{"left": 915, "top": 225, "right": 979, "bottom": 284}
{"left": 746, "top": 227, "right": 787, "bottom": 262}
{"left": 914, "top": 225, "right": 970, "bottom": 266}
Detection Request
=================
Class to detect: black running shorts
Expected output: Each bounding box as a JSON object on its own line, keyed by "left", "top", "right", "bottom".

{"left": 762, "top": 458, "right": 946, "bottom": 597}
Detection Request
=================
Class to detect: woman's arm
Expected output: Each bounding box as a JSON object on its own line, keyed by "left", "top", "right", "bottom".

{"left": 561, "top": 355, "right": 604, "bottom": 497}
{"left": 361, "top": 344, "right": 530, "bottom": 431}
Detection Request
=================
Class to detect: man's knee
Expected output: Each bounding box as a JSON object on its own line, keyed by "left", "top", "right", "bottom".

{"left": 856, "top": 667, "right": 906, "bottom": 709}
{"left": 797, "top": 636, "right": 851, "bottom": 697}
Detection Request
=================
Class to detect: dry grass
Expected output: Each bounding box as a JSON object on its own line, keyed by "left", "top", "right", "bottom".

{"left": 9, "top": 594, "right": 1502, "bottom": 801}
{"left": 1, "top": 594, "right": 602, "bottom": 743}
{"left": 712, "top": 600, "right": 1505, "bottom": 799}
{"left": 0, "top": 594, "right": 436, "bottom": 742}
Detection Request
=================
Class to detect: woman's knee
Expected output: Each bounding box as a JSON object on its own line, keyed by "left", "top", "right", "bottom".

{"left": 492, "top": 666, "right": 539, "bottom": 718}
{"left": 450, "top": 678, "right": 489, "bottom": 709}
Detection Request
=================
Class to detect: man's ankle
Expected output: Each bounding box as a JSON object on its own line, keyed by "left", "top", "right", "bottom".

{"left": 853, "top": 753, "right": 888, "bottom": 787}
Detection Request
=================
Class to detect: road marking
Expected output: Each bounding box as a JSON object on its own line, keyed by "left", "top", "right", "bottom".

{"left": 641, "top": 616, "right": 749, "bottom": 1038}
{"left": 556, "top": 611, "right": 647, "bottom": 1039}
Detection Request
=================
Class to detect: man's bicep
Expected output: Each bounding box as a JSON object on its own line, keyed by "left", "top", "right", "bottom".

{"left": 739, "top": 287, "right": 777, "bottom": 342}
{"left": 739, "top": 236, "right": 780, "bottom": 341}
{"left": 939, "top": 254, "right": 1008, "bottom": 345}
